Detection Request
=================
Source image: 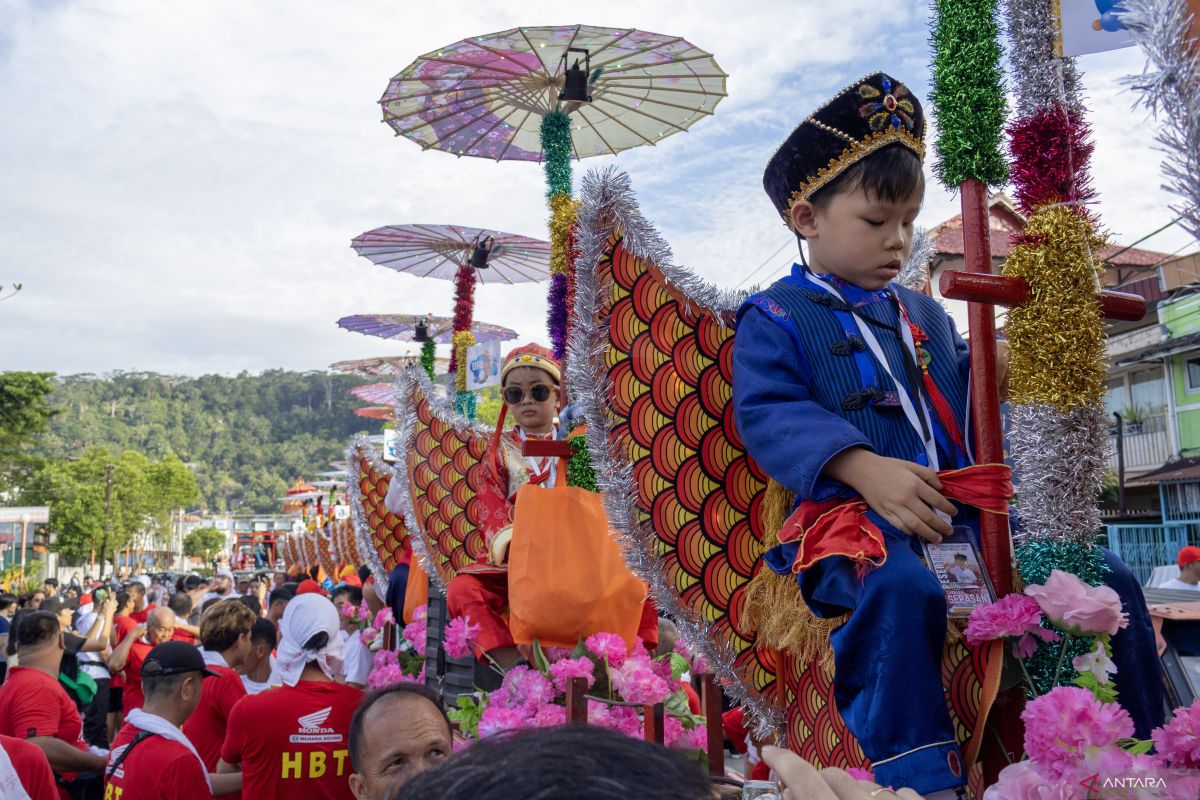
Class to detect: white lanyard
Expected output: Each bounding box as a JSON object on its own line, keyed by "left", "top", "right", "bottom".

{"left": 804, "top": 271, "right": 940, "bottom": 471}
{"left": 517, "top": 427, "right": 558, "bottom": 488}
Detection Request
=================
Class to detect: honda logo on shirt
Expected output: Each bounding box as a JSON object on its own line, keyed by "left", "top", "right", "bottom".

{"left": 289, "top": 706, "right": 342, "bottom": 744}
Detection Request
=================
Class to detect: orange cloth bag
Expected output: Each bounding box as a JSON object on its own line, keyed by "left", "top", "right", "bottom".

{"left": 402, "top": 558, "right": 430, "bottom": 624}
{"left": 507, "top": 483, "right": 646, "bottom": 650}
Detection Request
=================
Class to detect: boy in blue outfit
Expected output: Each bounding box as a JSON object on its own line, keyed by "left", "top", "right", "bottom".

{"left": 732, "top": 72, "right": 984, "bottom": 795}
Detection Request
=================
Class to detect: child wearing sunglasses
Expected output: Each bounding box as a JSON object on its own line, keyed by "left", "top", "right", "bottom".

{"left": 445, "top": 344, "right": 564, "bottom": 670}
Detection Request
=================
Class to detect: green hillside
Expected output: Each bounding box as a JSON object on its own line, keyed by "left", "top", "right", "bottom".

{"left": 36, "top": 370, "right": 378, "bottom": 513}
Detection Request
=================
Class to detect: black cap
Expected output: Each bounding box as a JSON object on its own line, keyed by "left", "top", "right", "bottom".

{"left": 763, "top": 71, "right": 925, "bottom": 227}
{"left": 141, "top": 641, "right": 220, "bottom": 679}
{"left": 41, "top": 597, "right": 76, "bottom": 615}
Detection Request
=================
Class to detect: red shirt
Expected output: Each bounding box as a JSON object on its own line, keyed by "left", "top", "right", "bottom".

{"left": 1, "top": 733, "right": 58, "bottom": 800}
{"left": 128, "top": 604, "right": 156, "bottom": 624}
{"left": 182, "top": 665, "right": 245, "bottom": 770}
{"left": 121, "top": 640, "right": 154, "bottom": 713}
{"left": 105, "top": 722, "right": 213, "bottom": 799}
{"left": 111, "top": 616, "right": 137, "bottom": 690}
{"left": 0, "top": 668, "right": 88, "bottom": 800}
{"left": 221, "top": 681, "right": 362, "bottom": 800}
{"left": 171, "top": 627, "right": 197, "bottom": 645}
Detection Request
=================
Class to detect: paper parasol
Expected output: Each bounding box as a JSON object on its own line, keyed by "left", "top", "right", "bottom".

{"left": 329, "top": 355, "right": 451, "bottom": 376}
{"left": 379, "top": 25, "right": 726, "bottom": 161}
{"left": 335, "top": 314, "right": 517, "bottom": 344}
{"left": 351, "top": 224, "right": 549, "bottom": 285}
{"left": 350, "top": 383, "right": 397, "bottom": 406}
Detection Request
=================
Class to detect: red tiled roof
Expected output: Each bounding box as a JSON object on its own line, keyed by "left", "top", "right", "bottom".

{"left": 930, "top": 195, "right": 1174, "bottom": 267}
{"left": 1129, "top": 455, "right": 1200, "bottom": 484}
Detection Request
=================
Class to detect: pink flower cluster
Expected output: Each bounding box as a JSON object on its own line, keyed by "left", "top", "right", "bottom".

{"left": 444, "top": 615, "right": 480, "bottom": 660}
{"left": 1021, "top": 687, "right": 1134, "bottom": 781}
{"left": 609, "top": 648, "right": 673, "bottom": 706}
{"left": 674, "top": 639, "right": 710, "bottom": 676}
{"left": 964, "top": 593, "right": 1060, "bottom": 657}
{"left": 367, "top": 648, "right": 425, "bottom": 689}
{"left": 1153, "top": 700, "right": 1200, "bottom": 769}
{"left": 1024, "top": 570, "right": 1128, "bottom": 637}
{"left": 548, "top": 657, "right": 595, "bottom": 694}
{"left": 402, "top": 605, "right": 428, "bottom": 657}
{"left": 585, "top": 632, "right": 629, "bottom": 665}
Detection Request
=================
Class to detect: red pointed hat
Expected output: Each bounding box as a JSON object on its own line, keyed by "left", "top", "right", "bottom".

{"left": 501, "top": 343, "right": 561, "bottom": 385}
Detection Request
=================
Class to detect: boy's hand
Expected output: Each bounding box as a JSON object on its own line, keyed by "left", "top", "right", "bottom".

{"left": 824, "top": 449, "right": 955, "bottom": 543}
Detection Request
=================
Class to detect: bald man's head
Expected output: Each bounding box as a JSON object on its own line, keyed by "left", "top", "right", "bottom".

{"left": 146, "top": 607, "right": 176, "bottom": 645}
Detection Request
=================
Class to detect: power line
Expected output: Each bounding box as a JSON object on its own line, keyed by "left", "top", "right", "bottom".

{"left": 734, "top": 238, "right": 795, "bottom": 289}
{"left": 1103, "top": 216, "right": 1183, "bottom": 264}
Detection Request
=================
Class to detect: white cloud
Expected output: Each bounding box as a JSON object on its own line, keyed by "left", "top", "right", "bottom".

{"left": 0, "top": 1, "right": 1191, "bottom": 375}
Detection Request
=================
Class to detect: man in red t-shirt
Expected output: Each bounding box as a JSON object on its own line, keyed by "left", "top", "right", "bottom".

{"left": 181, "top": 600, "right": 255, "bottom": 781}
{"left": 167, "top": 592, "right": 201, "bottom": 645}
{"left": 126, "top": 580, "right": 155, "bottom": 624}
{"left": 0, "top": 612, "right": 107, "bottom": 800}
{"left": 108, "top": 607, "right": 175, "bottom": 713}
{"left": 219, "top": 595, "right": 362, "bottom": 799}
{"left": 1, "top": 733, "right": 59, "bottom": 800}
{"left": 105, "top": 641, "right": 242, "bottom": 800}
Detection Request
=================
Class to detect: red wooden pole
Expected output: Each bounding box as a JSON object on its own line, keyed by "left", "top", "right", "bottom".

{"left": 643, "top": 703, "right": 665, "bottom": 745}
{"left": 959, "top": 179, "right": 1013, "bottom": 599}
{"left": 566, "top": 677, "right": 588, "bottom": 724}
{"left": 701, "top": 674, "right": 725, "bottom": 777}
{"left": 939, "top": 271, "right": 1147, "bottom": 322}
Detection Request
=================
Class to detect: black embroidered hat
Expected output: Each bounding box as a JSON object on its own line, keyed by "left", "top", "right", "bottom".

{"left": 763, "top": 72, "right": 926, "bottom": 228}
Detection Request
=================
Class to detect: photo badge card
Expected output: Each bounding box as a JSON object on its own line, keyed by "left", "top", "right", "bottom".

{"left": 921, "top": 529, "right": 996, "bottom": 618}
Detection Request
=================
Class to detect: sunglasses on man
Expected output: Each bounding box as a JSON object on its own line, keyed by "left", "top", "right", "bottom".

{"left": 503, "top": 384, "right": 554, "bottom": 405}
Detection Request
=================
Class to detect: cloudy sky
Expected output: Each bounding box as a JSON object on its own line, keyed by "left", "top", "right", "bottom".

{"left": 2, "top": 0, "right": 1192, "bottom": 377}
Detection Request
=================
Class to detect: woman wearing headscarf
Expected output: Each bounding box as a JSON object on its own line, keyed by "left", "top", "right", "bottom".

{"left": 217, "top": 594, "right": 361, "bottom": 799}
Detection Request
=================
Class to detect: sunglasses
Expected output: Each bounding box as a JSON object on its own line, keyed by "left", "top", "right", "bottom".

{"left": 503, "top": 384, "right": 553, "bottom": 405}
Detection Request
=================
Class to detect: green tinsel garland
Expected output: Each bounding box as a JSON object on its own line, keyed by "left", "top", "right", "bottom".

{"left": 566, "top": 433, "right": 597, "bottom": 491}
{"left": 540, "top": 111, "right": 573, "bottom": 199}
{"left": 929, "top": 0, "right": 1009, "bottom": 187}
{"left": 420, "top": 339, "right": 436, "bottom": 381}
{"left": 1015, "top": 539, "right": 1109, "bottom": 695}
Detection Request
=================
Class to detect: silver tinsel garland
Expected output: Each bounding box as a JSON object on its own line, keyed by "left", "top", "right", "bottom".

{"left": 1121, "top": 0, "right": 1200, "bottom": 241}
{"left": 344, "top": 434, "right": 396, "bottom": 601}
{"left": 390, "top": 365, "right": 493, "bottom": 595}
{"left": 898, "top": 227, "right": 935, "bottom": 292}
{"left": 568, "top": 166, "right": 784, "bottom": 737}
{"left": 1004, "top": 0, "right": 1085, "bottom": 119}
{"left": 1008, "top": 404, "right": 1110, "bottom": 543}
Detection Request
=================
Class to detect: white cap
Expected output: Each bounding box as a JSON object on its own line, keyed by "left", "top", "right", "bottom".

{"left": 134, "top": 575, "right": 151, "bottom": 589}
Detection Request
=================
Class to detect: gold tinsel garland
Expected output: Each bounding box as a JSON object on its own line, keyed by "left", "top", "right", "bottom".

{"left": 549, "top": 194, "right": 579, "bottom": 275}
{"left": 452, "top": 330, "right": 476, "bottom": 392}
{"left": 1001, "top": 205, "right": 1108, "bottom": 410}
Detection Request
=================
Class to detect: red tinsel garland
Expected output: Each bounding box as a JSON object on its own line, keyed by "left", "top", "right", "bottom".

{"left": 1007, "top": 106, "right": 1096, "bottom": 216}
{"left": 448, "top": 264, "right": 476, "bottom": 374}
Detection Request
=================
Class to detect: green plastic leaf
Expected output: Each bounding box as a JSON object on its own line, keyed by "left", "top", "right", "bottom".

{"left": 531, "top": 639, "right": 551, "bottom": 676}
{"left": 667, "top": 653, "right": 690, "bottom": 681}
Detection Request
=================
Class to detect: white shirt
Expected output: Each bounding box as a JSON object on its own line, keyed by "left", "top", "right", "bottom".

{"left": 342, "top": 630, "right": 371, "bottom": 687}
{"left": 948, "top": 566, "right": 977, "bottom": 584}
{"left": 1158, "top": 578, "right": 1200, "bottom": 592}
{"left": 241, "top": 655, "right": 280, "bottom": 695}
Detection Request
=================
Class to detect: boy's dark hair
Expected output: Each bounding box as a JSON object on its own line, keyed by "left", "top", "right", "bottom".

{"left": 167, "top": 592, "right": 192, "bottom": 617}
{"left": 0, "top": 593, "right": 17, "bottom": 613}
{"left": 349, "top": 683, "right": 448, "bottom": 772}
{"left": 249, "top": 618, "right": 277, "bottom": 649}
{"left": 115, "top": 591, "right": 131, "bottom": 614}
{"left": 43, "top": 578, "right": 59, "bottom": 589}
{"left": 809, "top": 145, "right": 924, "bottom": 210}
{"left": 268, "top": 586, "right": 295, "bottom": 607}
{"left": 235, "top": 594, "right": 263, "bottom": 617}
{"left": 953, "top": 553, "right": 968, "bottom": 561}
{"left": 15, "top": 610, "right": 60, "bottom": 649}
{"left": 332, "top": 585, "right": 363, "bottom": 607}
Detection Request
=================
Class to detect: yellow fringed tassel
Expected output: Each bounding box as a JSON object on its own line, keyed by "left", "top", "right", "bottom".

{"left": 744, "top": 480, "right": 847, "bottom": 676}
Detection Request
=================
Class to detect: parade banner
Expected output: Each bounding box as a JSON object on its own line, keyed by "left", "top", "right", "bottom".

{"left": 464, "top": 339, "right": 501, "bottom": 391}
{"left": 1054, "top": 1, "right": 1135, "bottom": 56}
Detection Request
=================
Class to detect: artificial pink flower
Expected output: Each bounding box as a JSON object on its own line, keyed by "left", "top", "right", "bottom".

{"left": 339, "top": 602, "right": 356, "bottom": 618}
{"left": 548, "top": 656, "right": 596, "bottom": 694}
{"left": 402, "top": 618, "right": 427, "bottom": 656}
{"left": 610, "top": 651, "right": 671, "bottom": 705}
{"left": 543, "top": 646, "right": 573, "bottom": 662}
{"left": 1152, "top": 700, "right": 1200, "bottom": 769}
{"left": 411, "top": 603, "right": 428, "bottom": 622}
{"left": 1071, "top": 641, "right": 1117, "bottom": 684}
{"left": 502, "top": 666, "right": 556, "bottom": 710}
{"left": 534, "top": 703, "right": 567, "bottom": 727}
{"left": 478, "top": 704, "right": 531, "bottom": 738}
{"left": 845, "top": 767, "right": 874, "bottom": 781}
{"left": 675, "top": 640, "right": 710, "bottom": 676}
{"left": 586, "top": 702, "right": 640, "bottom": 738}
{"left": 1024, "top": 570, "right": 1128, "bottom": 636}
{"left": 585, "top": 632, "right": 629, "bottom": 666}
{"left": 1021, "top": 686, "right": 1134, "bottom": 781}
{"left": 964, "top": 593, "right": 1060, "bottom": 658}
{"left": 373, "top": 608, "right": 393, "bottom": 628}
{"left": 443, "top": 615, "right": 480, "bottom": 660}
{"left": 982, "top": 760, "right": 1083, "bottom": 800}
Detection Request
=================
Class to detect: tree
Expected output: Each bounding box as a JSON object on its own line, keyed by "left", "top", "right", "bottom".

{"left": 183, "top": 526, "right": 226, "bottom": 564}
{"left": 0, "top": 371, "right": 58, "bottom": 497}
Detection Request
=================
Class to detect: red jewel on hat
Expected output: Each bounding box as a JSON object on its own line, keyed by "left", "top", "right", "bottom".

{"left": 884, "top": 94, "right": 897, "bottom": 111}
